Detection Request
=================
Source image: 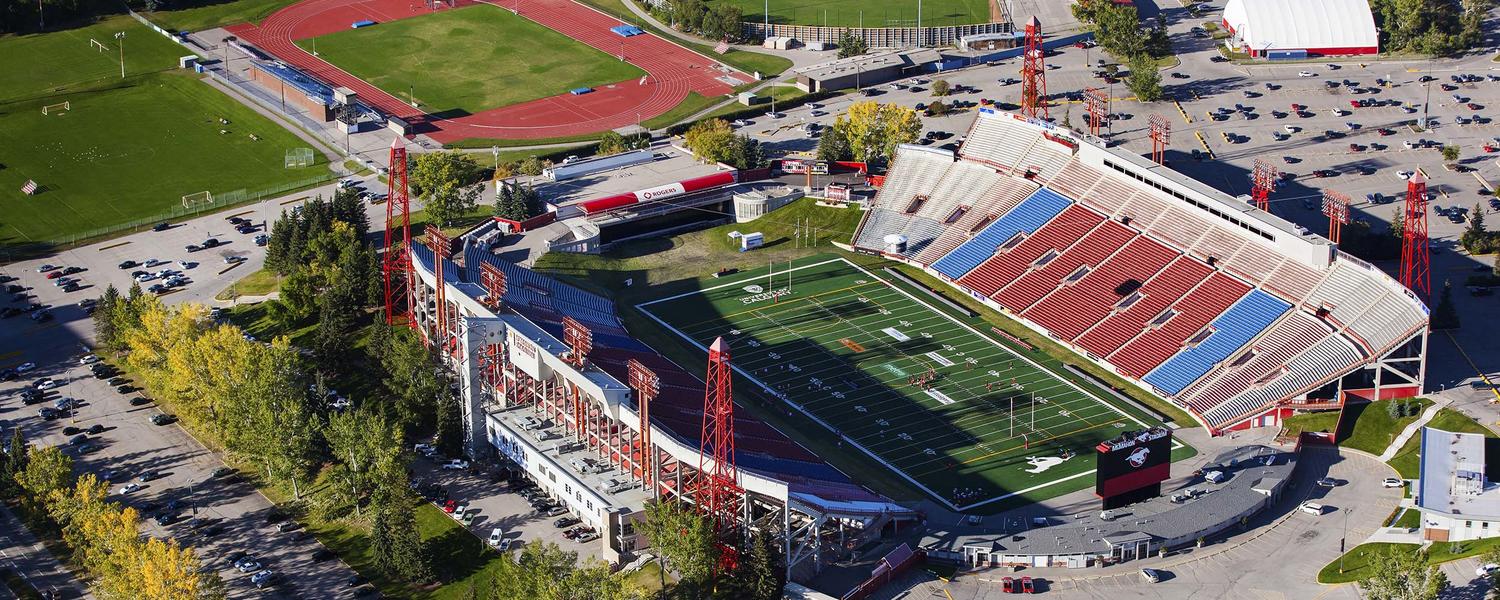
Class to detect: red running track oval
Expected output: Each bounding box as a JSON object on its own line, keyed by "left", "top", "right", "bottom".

{"left": 225, "top": 0, "right": 749, "bottom": 143}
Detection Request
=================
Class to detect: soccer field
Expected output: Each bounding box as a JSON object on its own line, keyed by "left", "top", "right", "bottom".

{"left": 639, "top": 257, "right": 1185, "bottom": 510}
{"left": 723, "top": 0, "right": 995, "bottom": 28}
{"left": 294, "top": 4, "right": 646, "bottom": 115}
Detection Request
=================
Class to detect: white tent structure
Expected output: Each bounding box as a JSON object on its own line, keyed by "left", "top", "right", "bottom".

{"left": 1221, "top": 0, "right": 1378, "bottom": 58}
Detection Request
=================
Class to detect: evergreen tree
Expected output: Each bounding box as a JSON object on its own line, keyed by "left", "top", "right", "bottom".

{"left": 1431, "top": 279, "right": 1461, "bottom": 330}
{"left": 93, "top": 285, "right": 122, "bottom": 351}
{"left": 735, "top": 529, "right": 785, "bottom": 600}
{"left": 434, "top": 359, "right": 465, "bottom": 458}
{"left": 816, "top": 123, "right": 852, "bottom": 162}
{"left": 2, "top": 427, "right": 26, "bottom": 497}
{"left": 371, "top": 469, "right": 432, "bottom": 583}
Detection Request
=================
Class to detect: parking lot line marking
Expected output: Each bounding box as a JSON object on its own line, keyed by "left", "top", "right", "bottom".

{"left": 1443, "top": 331, "right": 1500, "bottom": 402}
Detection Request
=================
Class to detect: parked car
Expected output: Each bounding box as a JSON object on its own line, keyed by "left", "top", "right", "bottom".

{"left": 1382, "top": 477, "right": 1404, "bottom": 488}
{"left": 488, "top": 528, "right": 505, "bottom": 547}
{"left": 442, "top": 459, "right": 470, "bottom": 470}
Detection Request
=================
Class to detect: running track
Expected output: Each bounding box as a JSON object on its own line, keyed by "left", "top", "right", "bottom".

{"left": 225, "top": 0, "right": 750, "bottom": 143}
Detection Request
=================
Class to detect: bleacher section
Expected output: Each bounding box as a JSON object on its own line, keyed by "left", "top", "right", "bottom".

{"left": 849, "top": 110, "right": 1428, "bottom": 432}
{"left": 1141, "top": 290, "right": 1290, "bottom": 395}
{"left": 932, "top": 188, "right": 1074, "bottom": 279}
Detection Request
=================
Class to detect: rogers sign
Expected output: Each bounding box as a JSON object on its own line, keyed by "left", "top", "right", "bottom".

{"left": 636, "top": 182, "right": 686, "bottom": 201}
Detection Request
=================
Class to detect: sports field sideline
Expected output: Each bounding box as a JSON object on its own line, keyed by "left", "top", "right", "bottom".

{"left": 638, "top": 256, "right": 1189, "bottom": 510}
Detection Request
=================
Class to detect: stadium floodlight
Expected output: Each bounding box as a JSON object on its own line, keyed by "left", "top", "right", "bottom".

{"left": 114, "top": 32, "right": 125, "bottom": 79}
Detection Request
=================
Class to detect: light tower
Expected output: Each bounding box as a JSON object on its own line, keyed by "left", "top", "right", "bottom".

{"left": 1148, "top": 114, "right": 1170, "bottom": 165}
{"left": 1250, "top": 158, "right": 1278, "bottom": 211}
{"left": 627, "top": 359, "right": 659, "bottom": 486}
{"left": 1020, "top": 17, "right": 1049, "bottom": 120}
{"left": 1400, "top": 171, "right": 1431, "bottom": 300}
{"left": 695, "top": 337, "right": 742, "bottom": 569}
{"left": 1083, "top": 87, "right": 1107, "bottom": 136}
{"left": 1322, "top": 190, "right": 1350, "bottom": 245}
{"left": 478, "top": 262, "right": 508, "bottom": 409}
{"left": 382, "top": 138, "right": 413, "bottom": 328}
{"left": 423, "top": 226, "right": 452, "bottom": 349}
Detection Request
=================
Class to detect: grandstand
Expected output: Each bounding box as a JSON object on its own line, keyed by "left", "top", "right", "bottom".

{"left": 851, "top": 109, "right": 1428, "bottom": 433}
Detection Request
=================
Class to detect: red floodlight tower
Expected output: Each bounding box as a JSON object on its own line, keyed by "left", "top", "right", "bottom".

{"left": 1322, "top": 190, "right": 1351, "bottom": 244}
{"left": 1400, "top": 171, "right": 1431, "bottom": 300}
{"left": 423, "top": 226, "right": 452, "bottom": 349}
{"left": 1083, "top": 87, "right": 1107, "bottom": 136}
{"left": 1148, "top": 114, "right": 1170, "bottom": 165}
{"left": 479, "top": 262, "right": 507, "bottom": 310}
{"left": 1250, "top": 159, "right": 1278, "bottom": 211}
{"left": 382, "top": 138, "right": 413, "bottom": 327}
{"left": 1020, "top": 17, "right": 1049, "bottom": 120}
{"left": 696, "top": 337, "right": 742, "bottom": 568}
{"left": 627, "top": 359, "right": 659, "bottom": 486}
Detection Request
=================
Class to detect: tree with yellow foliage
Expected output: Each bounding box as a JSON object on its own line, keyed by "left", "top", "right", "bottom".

{"left": 831, "top": 101, "right": 923, "bottom": 163}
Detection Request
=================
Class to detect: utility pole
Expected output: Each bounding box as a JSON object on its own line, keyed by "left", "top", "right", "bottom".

{"left": 115, "top": 31, "right": 126, "bottom": 78}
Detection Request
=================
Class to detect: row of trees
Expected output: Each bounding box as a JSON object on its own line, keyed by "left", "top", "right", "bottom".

{"left": 3, "top": 433, "right": 223, "bottom": 599}
{"left": 1070, "top": 0, "right": 1167, "bottom": 102}
{"left": 639, "top": 499, "right": 785, "bottom": 600}
{"left": 494, "top": 180, "right": 546, "bottom": 222}
{"left": 683, "top": 119, "right": 766, "bottom": 169}
{"left": 411, "top": 151, "right": 485, "bottom": 228}
{"left": 1371, "top": 0, "right": 1491, "bottom": 56}
{"left": 816, "top": 101, "right": 923, "bottom": 164}
{"left": 655, "top": 0, "right": 743, "bottom": 42}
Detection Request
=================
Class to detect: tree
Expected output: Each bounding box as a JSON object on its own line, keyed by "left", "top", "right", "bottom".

{"left": 815, "top": 123, "right": 852, "bottom": 162}
{"left": 683, "top": 119, "right": 736, "bottom": 164}
{"left": 433, "top": 359, "right": 465, "bottom": 458}
{"left": 836, "top": 101, "right": 923, "bottom": 163}
{"left": 14, "top": 446, "right": 73, "bottom": 522}
{"left": 1431, "top": 279, "right": 1461, "bottom": 330}
{"left": 1442, "top": 145, "right": 1461, "bottom": 163}
{"left": 639, "top": 499, "right": 717, "bottom": 588}
{"left": 325, "top": 409, "right": 403, "bottom": 517}
{"left": 598, "top": 131, "right": 628, "bottom": 156}
{"left": 733, "top": 529, "right": 785, "bottom": 600}
{"left": 835, "top": 29, "right": 867, "bottom": 59}
{"left": 927, "top": 100, "right": 949, "bottom": 117}
{"left": 1127, "top": 55, "right": 1164, "bottom": 102}
{"left": 381, "top": 327, "right": 446, "bottom": 435}
{"left": 1359, "top": 547, "right": 1446, "bottom": 600}
{"left": 701, "top": 3, "right": 742, "bottom": 41}
{"left": 370, "top": 469, "right": 432, "bottom": 583}
{"left": 409, "top": 151, "right": 482, "bottom": 227}
{"left": 236, "top": 340, "right": 317, "bottom": 498}
{"left": 519, "top": 156, "right": 548, "bottom": 177}
{"left": 1, "top": 427, "right": 27, "bottom": 497}
{"left": 724, "top": 134, "right": 765, "bottom": 170}
{"left": 930, "top": 79, "right": 950, "bottom": 97}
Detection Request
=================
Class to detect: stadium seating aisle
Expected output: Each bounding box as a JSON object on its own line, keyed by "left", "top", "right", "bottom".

{"left": 1013, "top": 137, "right": 1075, "bottom": 181}
{"left": 931, "top": 188, "right": 1074, "bottom": 279}
{"left": 1074, "top": 257, "right": 1214, "bottom": 357}
{"left": 910, "top": 176, "right": 1038, "bottom": 266}
{"left": 1142, "top": 290, "right": 1291, "bottom": 395}
{"left": 955, "top": 205, "right": 1104, "bottom": 297}
{"left": 992, "top": 219, "right": 1135, "bottom": 312}
{"left": 1203, "top": 334, "right": 1365, "bottom": 427}
{"left": 1177, "top": 311, "right": 1332, "bottom": 414}
{"left": 1044, "top": 161, "right": 1106, "bottom": 201}
{"left": 1106, "top": 273, "right": 1251, "bottom": 378}
{"left": 1023, "top": 235, "right": 1179, "bottom": 341}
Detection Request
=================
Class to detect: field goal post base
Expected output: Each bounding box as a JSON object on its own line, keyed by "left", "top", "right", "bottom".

{"left": 41, "top": 101, "right": 70, "bottom": 115}
{"left": 284, "top": 147, "right": 315, "bottom": 169}
{"left": 182, "top": 191, "right": 213, "bottom": 211}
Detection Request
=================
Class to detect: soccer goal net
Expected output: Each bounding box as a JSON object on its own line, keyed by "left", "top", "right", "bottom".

{"left": 41, "top": 101, "right": 70, "bottom": 115}
{"left": 90, "top": 38, "right": 109, "bottom": 52}
{"left": 284, "top": 148, "right": 315, "bottom": 168}
{"left": 182, "top": 190, "right": 213, "bottom": 210}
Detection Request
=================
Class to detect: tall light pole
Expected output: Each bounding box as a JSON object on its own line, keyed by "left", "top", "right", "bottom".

{"left": 1420, "top": 58, "right": 1432, "bottom": 130}
{"left": 223, "top": 35, "right": 237, "bottom": 82}
{"left": 115, "top": 31, "right": 126, "bottom": 78}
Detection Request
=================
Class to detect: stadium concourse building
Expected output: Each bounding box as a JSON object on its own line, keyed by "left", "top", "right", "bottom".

{"left": 852, "top": 108, "right": 1428, "bottom": 434}
{"left": 402, "top": 230, "right": 918, "bottom": 581}
{"left": 1414, "top": 428, "right": 1500, "bottom": 542}
{"left": 1220, "top": 0, "right": 1379, "bottom": 58}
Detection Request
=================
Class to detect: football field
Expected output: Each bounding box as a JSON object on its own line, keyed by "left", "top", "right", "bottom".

{"left": 639, "top": 256, "right": 1185, "bottom": 510}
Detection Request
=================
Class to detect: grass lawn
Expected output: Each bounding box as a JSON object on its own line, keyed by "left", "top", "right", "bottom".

{"left": 1388, "top": 408, "right": 1497, "bottom": 478}
{"left": 1279, "top": 398, "right": 1432, "bottom": 456}
{"left": 570, "top": 0, "right": 792, "bottom": 76}
{"left": 704, "top": 86, "right": 807, "bottom": 119}
{"left": 215, "top": 267, "right": 282, "bottom": 300}
{"left": 0, "top": 15, "right": 187, "bottom": 103}
{"left": 144, "top": 0, "right": 298, "bottom": 32}
{"left": 0, "top": 71, "right": 330, "bottom": 249}
{"left": 1320, "top": 537, "right": 1500, "bottom": 583}
{"left": 642, "top": 92, "right": 721, "bottom": 129}
{"left": 720, "top": 0, "right": 994, "bottom": 27}
{"left": 295, "top": 4, "right": 643, "bottom": 116}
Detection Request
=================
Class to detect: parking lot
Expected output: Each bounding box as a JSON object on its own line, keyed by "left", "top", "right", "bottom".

{"left": 409, "top": 453, "right": 599, "bottom": 561}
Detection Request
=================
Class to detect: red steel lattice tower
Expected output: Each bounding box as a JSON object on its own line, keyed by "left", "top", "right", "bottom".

{"left": 627, "top": 359, "right": 659, "bottom": 487}
{"left": 1020, "top": 17, "right": 1049, "bottom": 121}
{"left": 696, "top": 337, "right": 742, "bottom": 547}
{"left": 478, "top": 262, "right": 507, "bottom": 406}
{"left": 1083, "top": 87, "right": 1107, "bottom": 136}
{"left": 479, "top": 262, "right": 507, "bottom": 310}
{"left": 1400, "top": 171, "right": 1431, "bottom": 300}
{"left": 382, "top": 138, "right": 413, "bottom": 327}
{"left": 424, "top": 226, "right": 452, "bottom": 349}
{"left": 1148, "top": 114, "right": 1170, "bottom": 165}
{"left": 1322, "top": 190, "right": 1351, "bottom": 244}
{"left": 1251, "top": 159, "right": 1278, "bottom": 211}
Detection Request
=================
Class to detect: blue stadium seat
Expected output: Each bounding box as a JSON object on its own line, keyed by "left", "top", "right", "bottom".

{"left": 931, "top": 187, "right": 1073, "bottom": 279}
{"left": 1142, "top": 290, "right": 1291, "bottom": 395}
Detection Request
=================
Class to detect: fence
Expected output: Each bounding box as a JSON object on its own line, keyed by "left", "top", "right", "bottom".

{"left": 49, "top": 173, "right": 338, "bottom": 247}
{"left": 743, "top": 22, "right": 1012, "bottom": 49}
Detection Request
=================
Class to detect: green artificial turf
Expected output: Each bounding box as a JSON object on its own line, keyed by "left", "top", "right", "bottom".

{"left": 294, "top": 4, "right": 645, "bottom": 116}
{"left": 0, "top": 71, "right": 329, "bottom": 248}
{"left": 724, "top": 0, "right": 996, "bottom": 27}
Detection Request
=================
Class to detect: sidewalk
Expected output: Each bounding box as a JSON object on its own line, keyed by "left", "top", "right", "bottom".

{"left": 1378, "top": 398, "right": 1448, "bottom": 461}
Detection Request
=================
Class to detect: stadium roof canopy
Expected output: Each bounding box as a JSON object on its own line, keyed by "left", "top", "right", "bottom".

{"left": 1221, "top": 0, "right": 1378, "bottom": 55}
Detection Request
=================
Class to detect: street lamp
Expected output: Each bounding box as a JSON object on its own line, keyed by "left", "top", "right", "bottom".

{"left": 222, "top": 36, "right": 237, "bottom": 81}
{"left": 115, "top": 32, "right": 126, "bottom": 78}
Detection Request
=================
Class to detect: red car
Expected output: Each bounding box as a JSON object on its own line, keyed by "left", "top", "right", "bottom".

{"left": 1290, "top": 103, "right": 1304, "bottom": 111}
{"left": 45, "top": 271, "right": 63, "bottom": 279}
{"left": 442, "top": 499, "right": 457, "bottom": 513}
{"left": 1377, "top": 128, "right": 1395, "bottom": 136}
{"left": 1001, "top": 577, "right": 1014, "bottom": 592}
{"left": 1468, "top": 102, "right": 1484, "bottom": 111}
{"left": 1021, "top": 576, "right": 1035, "bottom": 593}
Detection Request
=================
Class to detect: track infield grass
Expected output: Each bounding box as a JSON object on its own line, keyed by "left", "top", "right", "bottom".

{"left": 294, "top": 4, "right": 646, "bottom": 116}
{"left": 722, "top": 0, "right": 996, "bottom": 28}
{"left": 637, "top": 256, "right": 1189, "bottom": 510}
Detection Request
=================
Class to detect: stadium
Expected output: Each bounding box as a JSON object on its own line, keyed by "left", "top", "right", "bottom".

{"left": 389, "top": 108, "right": 1429, "bottom": 581}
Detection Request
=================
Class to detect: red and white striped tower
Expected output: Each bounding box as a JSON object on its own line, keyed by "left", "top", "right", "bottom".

{"left": 696, "top": 337, "right": 741, "bottom": 569}
{"left": 1020, "top": 17, "right": 1049, "bottom": 120}
{"left": 382, "top": 138, "right": 413, "bottom": 327}
{"left": 1400, "top": 171, "right": 1431, "bottom": 300}
{"left": 1251, "top": 159, "right": 1278, "bottom": 211}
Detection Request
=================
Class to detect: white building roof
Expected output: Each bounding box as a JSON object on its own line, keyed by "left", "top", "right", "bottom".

{"left": 1222, "top": 0, "right": 1378, "bottom": 52}
{"left": 1417, "top": 428, "right": 1500, "bottom": 520}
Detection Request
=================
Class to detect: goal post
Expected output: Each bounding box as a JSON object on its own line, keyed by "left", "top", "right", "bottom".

{"left": 284, "top": 147, "right": 314, "bottom": 168}
{"left": 182, "top": 190, "right": 213, "bottom": 210}
{"left": 90, "top": 38, "right": 109, "bottom": 52}
{"left": 41, "top": 101, "right": 70, "bottom": 115}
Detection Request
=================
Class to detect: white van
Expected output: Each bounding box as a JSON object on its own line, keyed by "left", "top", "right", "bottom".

{"left": 1204, "top": 470, "right": 1226, "bottom": 483}
{"left": 1300, "top": 501, "right": 1325, "bottom": 515}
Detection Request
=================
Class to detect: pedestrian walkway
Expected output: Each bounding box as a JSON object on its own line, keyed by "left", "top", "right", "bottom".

{"left": 1365, "top": 526, "right": 1424, "bottom": 544}
{"left": 1378, "top": 399, "right": 1448, "bottom": 461}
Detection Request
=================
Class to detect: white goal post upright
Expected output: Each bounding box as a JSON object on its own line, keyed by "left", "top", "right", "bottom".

{"left": 90, "top": 38, "right": 109, "bottom": 52}
{"left": 41, "top": 101, "right": 70, "bottom": 115}
{"left": 182, "top": 190, "right": 213, "bottom": 210}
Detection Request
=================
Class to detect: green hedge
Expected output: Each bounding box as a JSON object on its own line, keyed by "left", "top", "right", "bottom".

{"left": 665, "top": 90, "right": 842, "bottom": 136}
